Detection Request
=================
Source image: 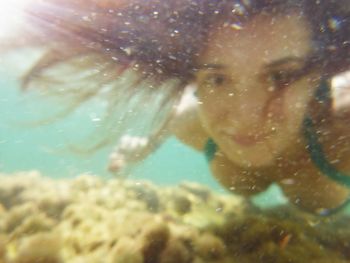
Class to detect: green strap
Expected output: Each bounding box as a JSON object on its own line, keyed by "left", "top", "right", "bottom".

{"left": 303, "top": 115, "right": 350, "bottom": 187}
{"left": 316, "top": 197, "right": 350, "bottom": 216}
{"left": 303, "top": 78, "right": 350, "bottom": 188}
{"left": 302, "top": 79, "right": 350, "bottom": 215}
{"left": 204, "top": 115, "right": 350, "bottom": 187}
{"left": 204, "top": 138, "right": 218, "bottom": 162}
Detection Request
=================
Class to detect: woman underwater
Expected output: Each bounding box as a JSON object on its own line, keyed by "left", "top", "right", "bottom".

{"left": 8, "top": 0, "right": 350, "bottom": 214}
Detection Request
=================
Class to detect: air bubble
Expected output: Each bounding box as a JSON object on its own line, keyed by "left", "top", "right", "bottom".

{"left": 328, "top": 17, "right": 341, "bottom": 31}
{"left": 231, "top": 23, "right": 243, "bottom": 30}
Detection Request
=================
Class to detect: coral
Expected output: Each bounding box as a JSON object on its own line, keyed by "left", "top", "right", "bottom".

{"left": 10, "top": 213, "right": 56, "bottom": 239}
{"left": 0, "top": 172, "right": 349, "bottom": 263}
{"left": 12, "top": 233, "right": 62, "bottom": 263}
{"left": 172, "top": 194, "right": 192, "bottom": 215}
{"left": 4, "top": 204, "right": 40, "bottom": 234}
{"left": 179, "top": 182, "right": 211, "bottom": 202}
{"left": 128, "top": 182, "right": 160, "bottom": 212}
{"left": 0, "top": 171, "right": 41, "bottom": 209}
{"left": 0, "top": 234, "right": 7, "bottom": 260}
{"left": 140, "top": 220, "right": 170, "bottom": 263}
{"left": 194, "top": 233, "right": 226, "bottom": 261}
{"left": 108, "top": 237, "right": 144, "bottom": 263}
{"left": 158, "top": 237, "right": 191, "bottom": 263}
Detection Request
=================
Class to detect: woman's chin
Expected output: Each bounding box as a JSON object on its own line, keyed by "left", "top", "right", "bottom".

{"left": 225, "top": 143, "right": 277, "bottom": 168}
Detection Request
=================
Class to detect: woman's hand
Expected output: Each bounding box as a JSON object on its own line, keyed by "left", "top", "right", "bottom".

{"left": 108, "top": 135, "right": 150, "bottom": 173}
{"left": 108, "top": 85, "right": 209, "bottom": 174}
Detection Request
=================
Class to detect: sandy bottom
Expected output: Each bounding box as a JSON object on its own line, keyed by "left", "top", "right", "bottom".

{"left": 0, "top": 171, "right": 349, "bottom": 263}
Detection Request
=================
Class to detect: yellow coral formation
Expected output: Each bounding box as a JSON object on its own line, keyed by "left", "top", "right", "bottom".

{"left": 0, "top": 172, "right": 349, "bottom": 263}
{"left": 108, "top": 237, "right": 144, "bottom": 263}
{"left": 12, "top": 233, "right": 62, "bottom": 263}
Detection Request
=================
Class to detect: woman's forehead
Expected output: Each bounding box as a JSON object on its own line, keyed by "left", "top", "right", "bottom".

{"left": 198, "top": 13, "right": 312, "bottom": 67}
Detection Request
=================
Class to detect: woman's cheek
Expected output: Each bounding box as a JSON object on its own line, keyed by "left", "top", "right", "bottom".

{"left": 284, "top": 80, "right": 315, "bottom": 129}
{"left": 198, "top": 103, "right": 221, "bottom": 135}
{"left": 265, "top": 95, "right": 286, "bottom": 123}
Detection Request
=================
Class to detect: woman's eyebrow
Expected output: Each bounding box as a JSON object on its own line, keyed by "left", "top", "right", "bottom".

{"left": 196, "top": 63, "right": 226, "bottom": 70}
{"left": 195, "top": 58, "right": 305, "bottom": 72}
{"left": 265, "top": 56, "right": 305, "bottom": 69}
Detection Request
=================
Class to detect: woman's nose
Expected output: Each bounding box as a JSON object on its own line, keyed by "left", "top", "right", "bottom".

{"left": 223, "top": 87, "right": 265, "bottom": 128}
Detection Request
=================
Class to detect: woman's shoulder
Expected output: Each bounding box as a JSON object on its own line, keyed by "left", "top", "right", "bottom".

{"left": 170, "top": 85, "right": 209, "bottom": 151}
{"left": 331, "top": 71, "right": 350, "bottom": 120}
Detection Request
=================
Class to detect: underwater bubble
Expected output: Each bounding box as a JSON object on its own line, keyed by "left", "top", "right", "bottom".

{"left": 215, "top": 207, "right": 223, "bottom": 213}
{"left": 231, "top": 23, "right": 243, "bottom": 30}
{"left": 82, "top": 16, "right": 91, "bottom": 22}
{"left": 120, "top": 47, "right": 132, "bottom": 56}
{"left": 267, "top": 86, "right": 275, "bottom": 92}
{"left": 328, "top": 17, "right": 341, "bottom": 31}
{"left": 90, "top": 116, "right": 101, "bottom": 122}
{"left": 232, "top": 3, "right": 246, "bottom": 15}
{"left": 281, "top": 178, "right": 295, "bottom": 185}
{"left": 152, "top": 11, "right": 159, "bottom": 19}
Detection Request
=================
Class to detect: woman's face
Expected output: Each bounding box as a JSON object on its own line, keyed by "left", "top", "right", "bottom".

{"left": 196, "top": 13, "right": 320, "bottom": 167}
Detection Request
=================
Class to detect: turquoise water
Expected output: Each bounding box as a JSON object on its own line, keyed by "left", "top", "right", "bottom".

{"left": 0, "top": 67, "right": 220, "bottom": 186}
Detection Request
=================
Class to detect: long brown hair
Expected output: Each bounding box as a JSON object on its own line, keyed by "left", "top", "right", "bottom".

{"left": 5, "top": 0, "right": 350, "bottom": 152}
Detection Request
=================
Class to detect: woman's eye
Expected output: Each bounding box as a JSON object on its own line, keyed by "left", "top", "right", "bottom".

{"left": 269, "top": 70, "right": 293, "bottom": 88}
{"left": 203, "top": 74, "right": 228, "bottom": 87}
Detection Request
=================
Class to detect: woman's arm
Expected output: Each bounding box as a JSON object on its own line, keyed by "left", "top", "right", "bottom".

{"left": 108, "top": 85, "right": 209, "bottom": 173}
{"left": 169, "top": 85, "right": 209, "bottom": 150}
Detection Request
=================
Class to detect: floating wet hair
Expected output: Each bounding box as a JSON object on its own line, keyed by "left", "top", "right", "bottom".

{"left": 4, "top": 0, "right": 350, "bottom": 152}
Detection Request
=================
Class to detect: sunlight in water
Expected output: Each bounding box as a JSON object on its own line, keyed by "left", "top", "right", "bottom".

{"left": 0, "top": 0, "right": 31, "bottom": 37}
